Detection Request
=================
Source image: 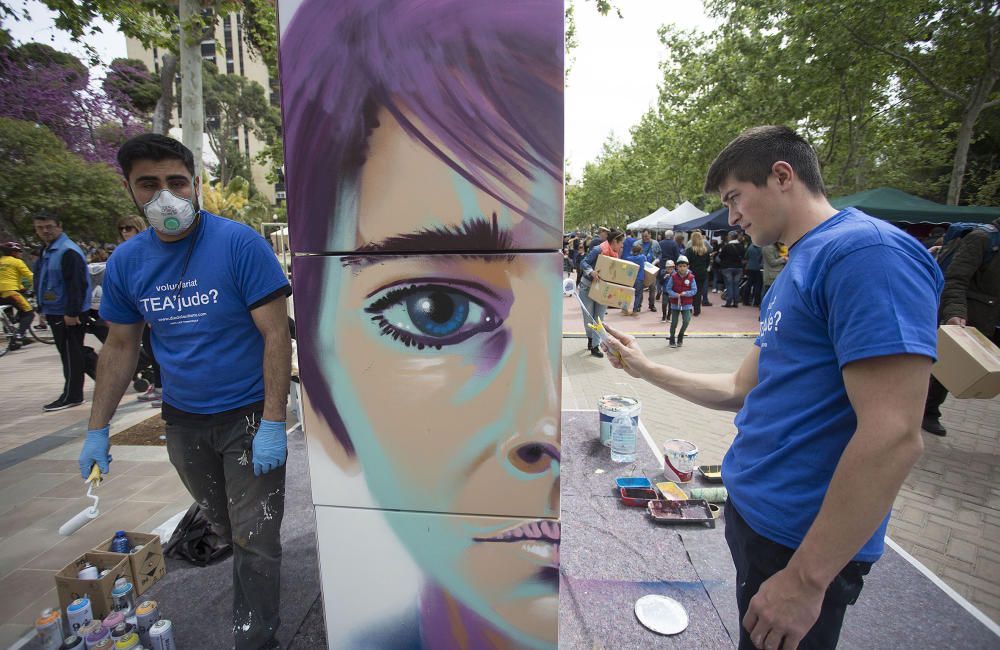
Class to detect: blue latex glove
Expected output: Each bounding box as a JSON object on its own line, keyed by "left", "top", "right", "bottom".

{"left": 79, "top": 427, "right": 111, "bottom": 478}
{"left": 252, "top": 419, "right": 287, "bottom": 476}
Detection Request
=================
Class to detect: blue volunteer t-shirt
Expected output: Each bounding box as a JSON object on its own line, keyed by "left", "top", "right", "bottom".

{"left": 724, "top": 208, "right": 942, "bottom": 563}
{"left": 100, "top": 212, "right": 290, "bottom": 414}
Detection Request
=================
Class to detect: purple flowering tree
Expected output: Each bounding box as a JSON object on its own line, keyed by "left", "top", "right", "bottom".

{"left": 0, "top": 44, "right": 147, "bottom": 168}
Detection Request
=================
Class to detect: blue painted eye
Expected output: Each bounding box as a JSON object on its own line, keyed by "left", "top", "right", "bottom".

{"left": 365, "top": 284, "right": 503, "bottom": 349}
{"left": 406, "top": 289, "right": 469, "bottom": 337}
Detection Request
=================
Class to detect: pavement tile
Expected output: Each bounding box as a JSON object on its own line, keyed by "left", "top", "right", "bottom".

{"left": 25, "top": 500, "right": 171, "bottom": 571}
{"left": 0, "top": 569, "right": 58, "bottom": 622}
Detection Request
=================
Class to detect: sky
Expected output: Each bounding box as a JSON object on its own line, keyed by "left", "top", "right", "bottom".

{"left": 3, "top": 0, "right": 717, "bottom": 177}
{"left": 565, "top": 0, "right": 717, "bottom": 177}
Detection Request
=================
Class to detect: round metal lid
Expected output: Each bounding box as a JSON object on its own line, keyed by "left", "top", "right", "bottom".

{"left": 634, "top": 594, "right": 689, "bottom": 635}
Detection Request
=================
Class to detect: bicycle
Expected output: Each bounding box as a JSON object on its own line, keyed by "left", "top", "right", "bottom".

{"left": 0, "top": 294, "right": 55, "bottom": 356}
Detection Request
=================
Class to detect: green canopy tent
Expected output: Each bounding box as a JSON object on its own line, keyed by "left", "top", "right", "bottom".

{"left": 829, "top": 187, "right": 999, "bottom": 224}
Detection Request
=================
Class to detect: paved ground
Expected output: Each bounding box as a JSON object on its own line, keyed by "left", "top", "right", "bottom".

{"left": 0, "top": 307, "right": 996, "bottom": 646}
{"left": 563, "top": 334, "right": 1000, "bottom": 626}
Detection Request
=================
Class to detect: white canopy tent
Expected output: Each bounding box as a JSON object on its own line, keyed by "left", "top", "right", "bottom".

{"left": 668, "top": 201, "right": 708, "bottom": 224}
{"left": 627, "top": 206, "right": 670, "bottom": 230}
{"left": 648, "top": 201, "right": 709, "bottom": 229}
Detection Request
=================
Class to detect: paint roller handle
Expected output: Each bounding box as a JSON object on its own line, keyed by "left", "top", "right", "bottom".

{"left": 78, "top": 426, "right": 111, "bottom": 479}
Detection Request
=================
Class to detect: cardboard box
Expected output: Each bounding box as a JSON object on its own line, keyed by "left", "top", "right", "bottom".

{"left": 56, "top": 551, "right": 134, "bottom": 620}
{"left": 643, "top": 262, "right": 659, "bottom": 288}
{"left": 594, "top": 254, "right": 639, "bottom": 287}
{"left": 94, "top": 532, "right": 166, "bottom": 596}
{"left": 932, "top": 325, "right": 1000, "bottom": 398}
{"left": 588, "top": 276, "right": 635, "bottom": 309}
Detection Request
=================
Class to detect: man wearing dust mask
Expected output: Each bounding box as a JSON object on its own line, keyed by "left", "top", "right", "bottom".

{"left": 78, "top": 133, "right": 293, "bottom": 649}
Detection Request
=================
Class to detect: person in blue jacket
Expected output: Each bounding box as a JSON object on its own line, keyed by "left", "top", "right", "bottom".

{"left": 33, "top": 211, "right": 92, "bottom": 411}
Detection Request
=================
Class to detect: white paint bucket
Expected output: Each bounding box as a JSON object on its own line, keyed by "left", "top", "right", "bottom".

{"left": 663, "top": 439, "right": 698, "bottom": 482}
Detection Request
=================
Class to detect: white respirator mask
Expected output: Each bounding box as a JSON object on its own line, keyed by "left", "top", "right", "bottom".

{"left": 140, "top": 186, "right": 198, "bottom": 235}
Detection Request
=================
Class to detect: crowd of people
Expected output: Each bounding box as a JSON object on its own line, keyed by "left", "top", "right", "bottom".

{"left": 563, "top": 223, "right": 791, "bottom": 355}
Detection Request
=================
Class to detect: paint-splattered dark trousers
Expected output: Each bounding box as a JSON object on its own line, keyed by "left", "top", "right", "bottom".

{"left": 724, "top": 499, "right": 871, "bottom": 650}
{"left": 166, "top": 407, "right": 285, "bottom": 650}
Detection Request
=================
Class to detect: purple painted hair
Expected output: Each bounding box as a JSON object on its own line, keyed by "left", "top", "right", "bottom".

{"left": 281, "top": 0, "right": 564, "bottom": 453}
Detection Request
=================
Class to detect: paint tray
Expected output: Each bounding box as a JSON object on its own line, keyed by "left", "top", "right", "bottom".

{"left": 620, "top": 487, "right": 658, "bottom": 507}
{"left": 655, "top": 481, "right": 689, "bottom": 501}
{"left": 616, "top": 476, "right": 653, "bottom": 491}
{"left": 698, "top": 465, "right": 723, "bottom": 483}
{"left": 647, "top": 499, "right": 716, "bottom": 526}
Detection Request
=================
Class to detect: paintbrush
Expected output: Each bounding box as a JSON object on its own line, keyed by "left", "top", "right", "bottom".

{"left": 59, "top": 463, "right": 102, "bottom": 536}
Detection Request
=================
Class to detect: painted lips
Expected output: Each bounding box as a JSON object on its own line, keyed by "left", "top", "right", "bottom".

{"left": 473, "top": 520, "right": 560, "bottom": 543}
{"left": 474, "top": 520, "right": 561, "bottom": 583}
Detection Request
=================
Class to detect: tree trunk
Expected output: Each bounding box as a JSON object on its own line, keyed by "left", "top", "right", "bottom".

{"left": 152, "top": 53, "right": 177, "bottom": 135}
{"left": 947, "top": 75, "right": 997, "bottom": 204}
{"left": 179, "top": 0, "right": 205, "bottom": 181}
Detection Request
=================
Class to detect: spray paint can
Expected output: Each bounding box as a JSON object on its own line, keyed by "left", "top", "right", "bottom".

{"left": 67, "top": 597, "right": 94, "bottom": 634}
{"left": 113, "top": 631, "right": 139, "bottom": 649}
{"left": 35, "top": 608, "right": 64, "bottom": 650}
{"left": 111, "top": 581, "right": 136, "bottom": 616}
{"left": 148, "top": 619, "right": 175, "bottom": 650}
{"left": 134, "top": 600, "right": 159, "bottom": 647}
{"left": 59, "top": 635, "right": 84, "bottom": 649}
{"left": 93, "top": 639, "right": 115, "bottom": 650}
{"left": 102, "top": 611, "right": 124, "bottom": 633}
{"left": 110, "top": 622, "right": 133, "bottom": 641}
{"left": 84, "top": 621, "right": 111, "bottom": 649}
{"left": 77, "top": 563, "right": 99, "bottom": 580}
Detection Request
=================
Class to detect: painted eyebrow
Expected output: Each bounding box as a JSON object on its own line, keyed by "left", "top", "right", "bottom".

{"left": 341, "top": 214, "right": 518, "bottom": 268}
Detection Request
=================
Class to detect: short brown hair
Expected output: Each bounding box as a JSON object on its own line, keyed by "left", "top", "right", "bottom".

{"left": 704, "top": 125, "right": 826, "bottom": 196}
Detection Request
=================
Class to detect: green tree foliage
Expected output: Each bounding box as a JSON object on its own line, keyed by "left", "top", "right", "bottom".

{"left": 202, "top": 61, "right": 282, "bottom": 188}
{"left": 103, "top": 58, "right": 160, "bottom": 115}
{"left": 569, "top": 0, "right": 999, "bottom": 225}
{"left": 0, "top": 117, "right": 132, "bottom": 244}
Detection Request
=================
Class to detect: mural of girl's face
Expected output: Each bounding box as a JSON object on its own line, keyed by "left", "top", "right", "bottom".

{"left": 316, "top": 109, "right": 562, "bottom": 645}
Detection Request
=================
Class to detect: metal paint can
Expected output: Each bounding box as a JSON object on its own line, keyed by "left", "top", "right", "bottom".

{"left": 59, "top": 635, "right": 84, "bottom": 649}
{"left": 110, "top": 622, "right": 134, "bottom": 641}
{"left": 67, "top": 597, "right": 93, "bottom": 634}
{"left": 598, "top": 395, "right": 640, "bottom": 446}
{"left": 135, "top": 600, "right": 159, "bottom": 647}
{"left": 92, "top": 639, "right": 115, "bottom": 650}
{"left": 663, "top": 439, "right": 698, "bottom": 483}
{"left": 113, "top": 631, "right": 139, "bottom": 649}
{"left": 111, "top": 581, "right": 136, "bottom": 615}
{"left": 77, "top": 563, "right": 99, "bottom": 580}
{"left": 101, "top": 611, "right": 124, "bottom": 632}
{"left": 84, "top": 621, "right": 110, "bottom": 649}
{"left": 35, "top": 608, "right": 63, "bottom": 650}
{"left": 148, "top": 619, "right": 175, "bottom": 650}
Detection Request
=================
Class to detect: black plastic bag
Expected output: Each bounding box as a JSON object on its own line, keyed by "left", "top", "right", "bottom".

{"left": 164, "top": 503, "right": 233, "bottom": 567}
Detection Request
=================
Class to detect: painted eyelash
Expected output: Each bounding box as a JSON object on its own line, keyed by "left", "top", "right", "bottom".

{"left": 370, "top": 313, "right": 443, "bottom": 351}
{"left": 364, "top": 283, "right": 503, "bottom": 349}
{"left": 366, "top": 284, "right": 449, "bottom": 350}
{"left": 364, "top": 284, "right": 421, "bottom": 314}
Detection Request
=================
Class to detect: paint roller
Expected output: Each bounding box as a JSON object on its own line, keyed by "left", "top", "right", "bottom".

{"left": 59, "top": 463, "right": 102, "bottom": 536}
{"left": 563, "top": 277, "right": 628, "bottom": 368}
